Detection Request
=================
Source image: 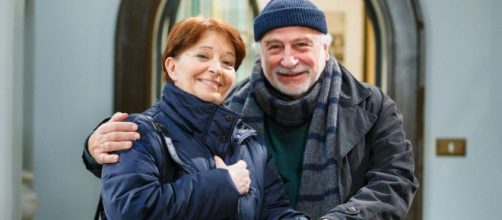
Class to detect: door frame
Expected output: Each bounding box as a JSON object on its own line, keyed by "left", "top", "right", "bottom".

{"left": 365, "top": 1, "right": 424, "bottom": 219}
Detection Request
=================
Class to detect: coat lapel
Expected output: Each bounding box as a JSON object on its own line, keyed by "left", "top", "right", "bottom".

{"left": 334, "top": 66, "right": 378, "bottom": 160}
{"left": 335, "top": 105, "right": 377, "bottom": 160}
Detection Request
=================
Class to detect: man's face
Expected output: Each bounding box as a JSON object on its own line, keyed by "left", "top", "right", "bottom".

{"left": 259, "top": 26, "right": 330, "bottom": 98}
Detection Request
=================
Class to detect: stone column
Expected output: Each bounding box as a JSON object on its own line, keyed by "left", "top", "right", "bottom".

{"left": 0, "top": 0, "right": 27, "bottom": 219}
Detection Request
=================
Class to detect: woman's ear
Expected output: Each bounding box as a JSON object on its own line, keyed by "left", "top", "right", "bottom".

{"left": 164, "top": 57, "right": 177, "bottom": 82}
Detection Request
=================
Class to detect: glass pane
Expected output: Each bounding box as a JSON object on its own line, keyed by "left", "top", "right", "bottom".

{"left": 312, "top": 0, "right": 376, "bottom": 85}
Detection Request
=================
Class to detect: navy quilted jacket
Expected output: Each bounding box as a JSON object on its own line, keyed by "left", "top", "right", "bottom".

{"left": 101, "top": 83, "right": 307, "bottom": 220}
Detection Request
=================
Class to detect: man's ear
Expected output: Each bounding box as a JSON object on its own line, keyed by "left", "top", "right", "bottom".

{"left": 164, "top": 57, "right": 177, "bottom": 81}
{"left": 323, "top": 43, "right": 330, "bottom": 61}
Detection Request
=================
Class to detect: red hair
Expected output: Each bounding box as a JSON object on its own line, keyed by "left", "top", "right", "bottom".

{"left": 161, "top": 16, "right": 246, "bottom": 82}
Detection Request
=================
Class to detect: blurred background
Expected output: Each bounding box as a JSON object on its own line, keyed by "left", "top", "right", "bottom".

{"left": 1, "top": 0, "right": 501, "bottom": 219}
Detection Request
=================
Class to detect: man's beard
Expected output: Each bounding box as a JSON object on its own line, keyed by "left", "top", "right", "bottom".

{"left": 261, "top": 60, "right": 325, "bottom": 98}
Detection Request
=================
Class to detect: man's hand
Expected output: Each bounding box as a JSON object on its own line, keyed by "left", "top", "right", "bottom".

{"left": 88, "top": 112, "right": 140, "bottom": 164}
{"left": 214, "top": 156, "right": 250, "bottom": 195}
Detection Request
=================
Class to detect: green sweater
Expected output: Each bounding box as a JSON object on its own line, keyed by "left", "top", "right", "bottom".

{"left": 263, "top": 116, "right": 310, "bottom": 207}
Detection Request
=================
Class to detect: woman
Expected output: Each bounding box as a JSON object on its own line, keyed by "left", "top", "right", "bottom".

{"left": 101, "top": 16, "right": 307, "bottom": 220}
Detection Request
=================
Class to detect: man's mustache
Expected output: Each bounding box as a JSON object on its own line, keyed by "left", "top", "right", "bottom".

{"left": 274, "top": 65, "right": 311, "bottom": 75}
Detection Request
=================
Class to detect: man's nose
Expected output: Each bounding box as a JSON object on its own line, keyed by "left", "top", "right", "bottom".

{"left": 280, "top": 47, "right": 299, "bottom": 68}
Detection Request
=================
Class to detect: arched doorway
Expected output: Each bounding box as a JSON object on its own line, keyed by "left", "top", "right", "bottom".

{"left": 112, "top": 1, "right": 424, "bottom": 219}
{"left": 365, "top": 1, "right": 424, "bottom": 219}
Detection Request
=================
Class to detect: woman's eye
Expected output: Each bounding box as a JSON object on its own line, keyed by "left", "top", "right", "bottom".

{"left": 222, "top": 60, "right": 235, "bottom": 69}
{"left": 196, "top": 54, "right": 209, "bottom": 60}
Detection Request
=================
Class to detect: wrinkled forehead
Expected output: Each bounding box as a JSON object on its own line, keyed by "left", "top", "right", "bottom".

{"left": 260, "top": 26, "right": 324, "bottom": 43}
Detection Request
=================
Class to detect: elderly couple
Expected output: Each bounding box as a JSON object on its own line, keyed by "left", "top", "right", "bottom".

{"left": 82, "top": 0, "right": 418, "bottom": 219}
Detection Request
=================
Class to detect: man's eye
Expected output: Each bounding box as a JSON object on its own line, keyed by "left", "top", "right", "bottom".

{"left": 267, "top": 45, "right": 281, "bottom": 50}
{"left": 298, "top": 42, "right": 311, "bottom": 48}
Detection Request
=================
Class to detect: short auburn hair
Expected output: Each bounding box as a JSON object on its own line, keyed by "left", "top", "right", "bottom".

{"left": 161, "top": 16, "right": 246, "bottom": 82}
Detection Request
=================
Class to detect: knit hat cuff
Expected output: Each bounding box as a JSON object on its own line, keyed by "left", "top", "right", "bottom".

{"left": 253, "top": 7, "right": 327, "bottom": 41}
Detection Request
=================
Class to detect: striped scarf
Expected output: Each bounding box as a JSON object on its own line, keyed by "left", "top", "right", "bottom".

{"left": 226, "top": 57, "right": 342, "bottom": 218}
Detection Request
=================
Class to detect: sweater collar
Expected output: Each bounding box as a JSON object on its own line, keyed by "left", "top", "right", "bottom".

{"left": 157, "top": 83, "right": 240, "bottom": 157}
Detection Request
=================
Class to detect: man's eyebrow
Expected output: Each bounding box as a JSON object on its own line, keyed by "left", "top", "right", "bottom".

{"left": 263, "top": 39, "right": 282, "bottom": 46}
{"left": 263, "top": 37, "right": 313, "bottom": 45}
{"left": 292, "top": 37, "right": 313, "bottom": 43}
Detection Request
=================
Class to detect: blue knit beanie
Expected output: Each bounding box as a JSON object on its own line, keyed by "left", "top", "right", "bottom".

{"left": 254, "top": 0, "right": 327, "bottom": 41}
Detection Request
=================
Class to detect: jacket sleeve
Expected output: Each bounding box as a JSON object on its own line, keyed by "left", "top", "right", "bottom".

{"left": 321, "top": 88, "right": 419, "bottom": 220}
{"left": 81, "top": 117, "right": 109, "bottom": 178}
{"left": 261, "top": 152, "right": 310, "bottom": 220}
{"left": 102, "top": 119, "right": 241, "bottom": 220}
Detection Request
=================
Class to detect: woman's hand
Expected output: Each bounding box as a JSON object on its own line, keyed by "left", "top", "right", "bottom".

{"left": 214, "top": 156, "right": 250, "bottom": 195}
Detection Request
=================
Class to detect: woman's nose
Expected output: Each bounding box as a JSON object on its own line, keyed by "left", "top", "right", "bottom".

{"left": 208, "top": 60, "right": 222, "bottom": 75}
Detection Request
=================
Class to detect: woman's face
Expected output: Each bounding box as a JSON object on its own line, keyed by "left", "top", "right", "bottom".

{"left": 165, "top": 31, "right": 237, "bottom": 104}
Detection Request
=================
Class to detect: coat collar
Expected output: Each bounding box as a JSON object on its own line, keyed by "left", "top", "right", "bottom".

{"left": 334, "top": 65, "right": 378, "bottom": 160}
{"left": 338, "top": 65, "right": 371, "bottom": 107}
{"left": 157, "top": 83, "right": 240, "bottom": 157}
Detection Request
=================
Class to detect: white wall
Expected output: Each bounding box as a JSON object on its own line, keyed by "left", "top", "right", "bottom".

{"left": 422, "top": 0, "right": 502, "bottom": 219}
{"left": 32, "top": 0, "right": 120, "bottom": 219}
{"left": 1, "top": 0, "right": 24, "bottom": 219}
{"left": 0, "top": 0, "right": 16, "bottom": 218}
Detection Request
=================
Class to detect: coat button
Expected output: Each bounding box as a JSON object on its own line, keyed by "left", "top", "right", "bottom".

{"left": 218, "top": 135, "right": 226, "bottom": 143}
{"left": 346, "top": 206, "right": 360, "bottom": 215}
{"left": 224, "top": 114, "right": 234, "bottom": 122}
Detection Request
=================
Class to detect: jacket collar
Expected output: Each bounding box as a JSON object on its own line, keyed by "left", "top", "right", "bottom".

{"left": 338, "top": 65, "right": 371, "bottom": 107}
{"left": 334, "top": 65, "right": 378, "bottom": 160}
{"left": 157, "top": 83, "right": 240, "bottom": 157}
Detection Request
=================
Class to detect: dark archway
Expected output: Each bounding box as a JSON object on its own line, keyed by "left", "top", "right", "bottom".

{"left": 365, "top": 1, "right": 424, "bottom": 219}
{"left": 113, "top": 0, "right": 424, "bottom": 219}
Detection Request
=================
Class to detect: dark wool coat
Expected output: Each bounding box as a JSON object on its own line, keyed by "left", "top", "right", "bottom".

{"left": 225, "top": 65, "right": 419, "bottom": 220}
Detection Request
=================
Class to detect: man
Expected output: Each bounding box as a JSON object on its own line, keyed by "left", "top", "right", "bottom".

{"left": 83, "top": 0, "right": 418, "bottom": 219}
